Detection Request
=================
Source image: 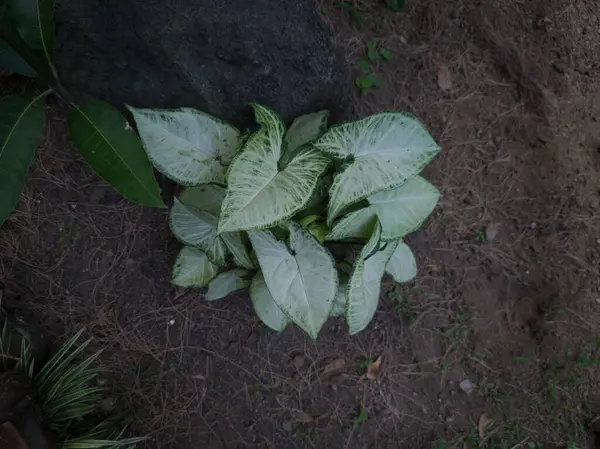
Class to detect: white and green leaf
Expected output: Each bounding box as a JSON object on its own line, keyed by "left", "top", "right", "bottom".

{"left": 327, "top": 176, "right": 439, "bottom": 241}
{"left": 221, "top": 232, "right": 255, "bottom": 269}
{"left": 313, "top": 112, "right": 440, "bottom": 223}
{"left": 346, "top": 223, "right": 398, "bottom": 335}
{"left": 169, "top": 198, "right": 229, "bottom": 266}
{"left": 205, "top": 269, "right": 251, "bottom": 301}
{"left": 218, "top": 105, "right": 330, "bottom": 233}
{"left": 280, "top": 110, "right": 329, "bottom": 167}
{"left": 248, "top": 223, "right": 337, "bottom": 339}
{"left": 171, "top": 247, "right": 218, "bottom": 288}
{"left": 385, "top": 241, "right": 417, "bottom": 283}
{"left": 330, "top": 274, "right": 348, "bottom": 317}
{"left": 250, "top": 271, "right": 289, "bottom": 332}
{"left": 128, "top": 107, "right": 242, "bottom": 185}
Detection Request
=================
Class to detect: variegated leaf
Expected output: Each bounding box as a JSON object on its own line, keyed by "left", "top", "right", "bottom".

{"left": 172, "top": 247, "right": 218, "bottom": 288}
{"left": 327, "top": 176, "right": 439, "bottom": 241}
{"left": 385, "top": 241, "right": 417, "bottom": 283}
{"left": 218, "top": 105, "right": 330, "bottom": 233}
{"left": 330, "top": 274, "right": 348, "bottom": 317}
{"left": 346, "top": 223, "right": 398, "bottom": 335}
{"left": 128, "top": 106, "right": 242, "bottom": 185}
{"left": 170, "top": 185, "right": 250, "bottom": 266}
{"left": 313, "top": 112, "right": 440, "bottom": 223}
{"left": 248, "top": 223, "right": 337, "bottom": 339}
{"left": 280, "top": 110, "right": 329, "bottom": 167}
{"left": 250, "top": 271, "right": 290, "bottom": 332}
{"left": 205, "top": 269, "right": 251, "bottom": 301}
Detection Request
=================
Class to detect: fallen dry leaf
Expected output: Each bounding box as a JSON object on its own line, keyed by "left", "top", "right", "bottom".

{"left": 323, "top": 358, "right": 345, "bottom": 375}
{"left": 478, "top": 413, "right": 493, "bottom": 439}
{"left": 366, "top": 355, "right": 382, "bottom": 380}
{"left": 437, "top": 64, "right": 453, "bottom": 91}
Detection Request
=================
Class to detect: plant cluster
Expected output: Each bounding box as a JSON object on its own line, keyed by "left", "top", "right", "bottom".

{"left": 0, "top": 0, "right": 164, "bottom": 226}
{"left": 129, "top": 103, "right": 441, "bottom": 338}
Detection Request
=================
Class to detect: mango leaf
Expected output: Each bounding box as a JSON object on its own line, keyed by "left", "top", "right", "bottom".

{"left": 171, "top": 185, "right": 252, "bottom": 267}
{"left": 0, "top": 92, "right": 46, "bottom": 226}
{"left": 385, "top": 241, "right": 417, "bottom": 283}
{"left": 330, "top": 274, "right": 348, "bottom": 317}
{"left": 0, "top": 38, "right": 37, "bottom": 76}
{"left": 248, "top": 222, "right": 337, "bottom": 339}
{"left": 280, "top": 110, "right": 329, "bottom": 167}
{"left": 346, "top": 223, "right": 398, "bottom": 335}
{"left": 250, "top": 271, "right": 289, "bottom": 332}
{"left": 128, "top": 106, "right": 242, "bottom": 186}
{"left": 313, "top": 112, "right": 440, "bottom": 224}
{"left": 171, "top": 246, "right": 218, "bottom": 288}
{"left": 218, "top": 104, "right": 330, "bottom": 233}
{"left": 205, "top": 269, "right": 251, "bottom": 301}
{"left": 68, "top": 100, "right": 164, "bottom": 208}
{"left": 327, "top": 176, "right": 439, "bottom": 241}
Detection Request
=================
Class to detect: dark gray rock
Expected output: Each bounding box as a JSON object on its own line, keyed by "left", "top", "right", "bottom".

{"left": 54, "top": 0, "right": 349, "bottom": 128}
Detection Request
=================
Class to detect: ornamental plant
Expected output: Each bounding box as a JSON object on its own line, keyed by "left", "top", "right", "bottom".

{"left": 129, "top": 104, "right": 441, "bottom": 338}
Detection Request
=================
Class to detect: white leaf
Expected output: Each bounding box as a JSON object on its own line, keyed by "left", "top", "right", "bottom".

{"left": 250, "top": 271, "right": 289, "bottom": 332}
{"left": 248, "top": 223, "right": 337, "bottom": 339}
{"left": 313, "top": 112, "right": 440, "bottom": 223}
{"left": 280, "top": 110, "right": 329, "bottom": 166}
{"left": 206, "top": 269, "right": 251, "bottom": 301}
{"left": 170, "top": 185, "right": 249, "bottom": 266}
{"left": 218, "top": 104, "right": 330, "bottom": 233}
{"left": 327, "top": 176, "right": 439, "bottom": 241}
{"left": 169, "top": 198, "right": 228, "bottom": 266}
{"left": 385, "top": 241, "right": 417, "bottom": 283}
{"left": 346, "top": 224, "right": 398, "bottom": 335}
{"left": 128, "top": 106, "right": 242, "bottom": 185}
{"left": 172, "top": 247, "right": 218, "bottom": 288}
{"left": 330, "top": 274, "right": 348, "bottom": 317}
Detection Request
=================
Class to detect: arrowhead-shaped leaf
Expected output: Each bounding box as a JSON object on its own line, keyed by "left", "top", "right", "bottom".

{"left": 172, "top": 246, "right": 218, "bottom": 288}
{"left": 327, "top": 176, "right": 439, "bottom": 241}
{"left": 280, "top": 110, "right": 329, "bottom": 167}
{"left": 68, "top": 100, "right": 164, "bottom": 208}
{"left": 313, "top": 112, "right": 440, "bottom": 223}
{"left": 128, "top": 107, "right": 242, "bottom": 186}
{"left": 205, "top": 269, "right": 251, "bottom": 301}
{"left": 385, "top": 241, "right": 417, "bottom": 283}
{"left": 0, "top": 93, "right": 46, "bottom": 226}
{"left": 346, "top": 223, "right": 398, "bottom": 335}
{"left": 250, "top": 271, "right": 289, "bottom": 332}
{"left": 218, "top": 104, "right": 330, "bottom": 233}
{"left": 170, "top": 184, "right": 252, "bottom": 267}
{"left": 248, "top": 222, "right": 337, "bottom": 339}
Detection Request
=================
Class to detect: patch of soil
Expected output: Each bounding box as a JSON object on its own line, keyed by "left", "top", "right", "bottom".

{"left": 2, "top": 0, "right": 600, "bottom": 447}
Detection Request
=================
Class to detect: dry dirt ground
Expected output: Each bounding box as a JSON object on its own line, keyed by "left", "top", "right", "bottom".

{"left": 2, "top": 0, "right": 600, "bottom": 447}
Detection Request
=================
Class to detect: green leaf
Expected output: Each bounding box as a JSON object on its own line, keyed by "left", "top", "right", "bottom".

{"left": 379, "top": 48, "right": 393, "bottom": 61}
{"left": 0, "top": 38, "right": 37, "bottom": 76}
{"left": 127, "top": 106, "right": 242, "bottom": 186}
{"left": 248, "top": 222, "right": 338, "bottom": 339}
{"left": 205, "top": 269, "right": 251, "bottom": 301}
{"left": 327, "top": 176, "right": 439, "bottom": 241}
{"left": 356, "top": 58, "right": 370, "bottom": 74}
{"left": 4, "top": 0, "right": 55, "bottom": 75}
{"left": 68, "top": 100, "right": 164, "bottom": 208}
{"left": 280, "top": 109, "right": 329, "bottom": 167}
{"left": 385, "top": 0, "right": 405, "bottom": 12}
{"left": 0, "top": 92, "right": 46, "bottom": 226}
{"left": 171, "top": 185, "right": 253, "bottom": 267}
{"left": 346, "top": 223, "right": 398, "bottom": 334}
{"left": 171, "top": 246, "right": 218, "bottom": 288}
{"left": 250, "top": 271, "right": 289, "bottom": 332}
{"left": 218, "top": 104, "right": 330, "bottom": 233}
{"left": 385, "top": 241, "right": 417, "bottom": 283}
{"left": 313, "top": 112, "right": 440, "bottom": 224}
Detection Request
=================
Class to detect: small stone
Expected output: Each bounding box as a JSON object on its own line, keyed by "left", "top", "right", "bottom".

{"left": 459, "top": 379, "right": 475, "bottom": 395}
{"left": 530, "top": 222, "right": 537, "bottom": 229}
{"left": 282, "top": 421, "right": 293, "bottom": 432}
{"left": 485, "top": 222, "right": 500, "bottom": 241}
{"left": 293, "top": 355, "right": 305, "bottom": 370}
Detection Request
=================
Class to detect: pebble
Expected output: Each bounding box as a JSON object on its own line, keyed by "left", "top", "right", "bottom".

{"left": 293, "top": 355, "right": 305, "bottom": 370}
{"left": 459, "top": 379, "right": 475, "bottom": 395}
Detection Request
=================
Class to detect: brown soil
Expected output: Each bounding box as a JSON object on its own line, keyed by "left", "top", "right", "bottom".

{"left": 2, "top": 0, "right": 600, "bottom": 447}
